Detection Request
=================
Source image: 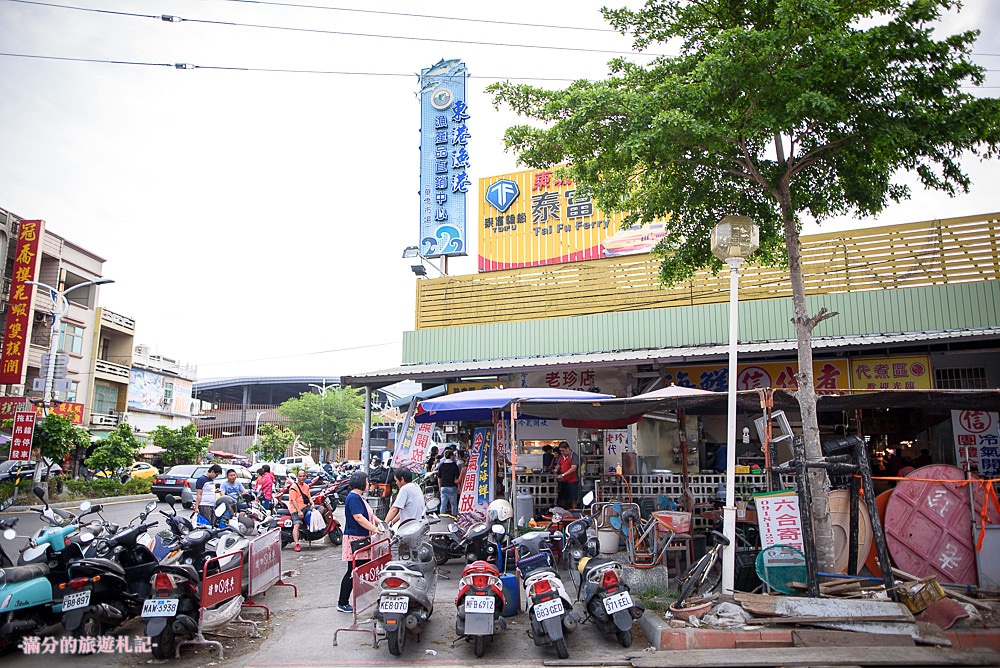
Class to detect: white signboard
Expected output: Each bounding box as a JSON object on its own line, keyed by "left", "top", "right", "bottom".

{"left": 602, "top": 429, "right": 630, "bottom": 472}
{"left": 952, "top": 410, "right": 1000, "bottom": 477}
{"left": 755, "top": 491, "right": 805, "bottom": 567}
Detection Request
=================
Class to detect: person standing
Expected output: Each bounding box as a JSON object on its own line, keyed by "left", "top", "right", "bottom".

{"left": 194, "top": 464, "right": 223, "bottom": 525}
{"left": 555, "top": 442, "right": 580, "bottom": 510}
{"left": 384, "top": 468, "right": 426, "bottom": 527}
{"left": 338, "top": 471, "right": 383, "bottom": 614}
{"left": 254, "top": 464, "right": 275, "bottom": 510}
{"left": 220, "top": 469, "right": 248, "bottom": 510}
{"left": 287, "top": 469, "right": 313, "bottom": 552}
{"left": 542, "top": 445, "right": 556, "bottom": 473}
{"left": 436, "top": 449, "right": 461, "bottom": 517}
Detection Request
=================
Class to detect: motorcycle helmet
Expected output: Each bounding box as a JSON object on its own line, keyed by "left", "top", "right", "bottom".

{"left": 487, "top": 499, "right": 513, "bottom": 522}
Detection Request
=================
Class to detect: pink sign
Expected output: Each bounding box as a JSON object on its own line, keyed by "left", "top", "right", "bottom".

{"left": 9, "top": 411, "right": 36, "bottom": 461}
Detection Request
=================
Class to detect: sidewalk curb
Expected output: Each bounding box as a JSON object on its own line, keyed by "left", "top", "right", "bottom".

{"left": 3, "top": 493, "right": 157, "bottom": 513}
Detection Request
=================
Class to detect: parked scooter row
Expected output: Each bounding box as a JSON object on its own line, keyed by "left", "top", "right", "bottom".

{"left": 0, "top": 488, "right": 266, "bottom": 658}
{"left": 372, "top": 493, "right": 643, "bottom": 661}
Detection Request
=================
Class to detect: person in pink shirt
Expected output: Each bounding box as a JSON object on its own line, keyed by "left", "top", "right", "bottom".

{"left": 254, "top": 464, "right": 276, "bottom": 510}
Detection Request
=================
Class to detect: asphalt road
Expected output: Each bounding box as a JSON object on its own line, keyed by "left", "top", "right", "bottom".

{"left": 2, "top": 496, "right": 653, "bottom": 666}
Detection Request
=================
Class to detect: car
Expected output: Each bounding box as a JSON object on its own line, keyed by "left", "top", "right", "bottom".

{"left": 95, "top": 461, "right": 160, "bottom": 481}
{"left": 0, "top": 459, "right": 62, "bottom": 483}
{"left": 279, "top": 455, "right": 318, "bottom": 472}
{"left": 152, "top": 463, "right": 253, "bottom": 509}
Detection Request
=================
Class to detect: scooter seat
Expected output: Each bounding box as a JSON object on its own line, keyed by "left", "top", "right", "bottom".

{"left": 69, "top": 558, "right": 126, "bottom": 577}
{"left": 0, "top": 563, "right": 50, "bottom": 583}
{"left": 155, "top": 563, "right": 200, "bottom": 582}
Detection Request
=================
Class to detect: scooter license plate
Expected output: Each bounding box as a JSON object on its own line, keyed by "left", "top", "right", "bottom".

{"left": 533, "top": 598, "right": 564, "bottom": 622}
{"left": 141, "top": 598, "right": 179, "bottom": 618}
{"left": 379, "top": 596, "right": 408, "bottom": 614}
{"left": 603, "top": 591, "right": 633, "bottom": 614}
{"left": 464, "top": 595, "right": 495, "bottom": 613}
{"left": 62, "top": 590, "right": 91, "bottom": 611}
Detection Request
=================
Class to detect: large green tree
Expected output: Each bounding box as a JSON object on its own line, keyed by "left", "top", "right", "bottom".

{"left": 489, "top": 0, "right": 999, "bottom": 570}
{"left": 277, "top": 387, "right": 365, "bottom": 461}
{"left": 86, "top": 423, "right": 141, "bottom": 475}
{"left": 150, "top": 423, "right": 211, "bottom": 466}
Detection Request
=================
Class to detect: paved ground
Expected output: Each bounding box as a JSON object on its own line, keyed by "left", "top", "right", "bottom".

{"left": 5, "top": 499, "right": 653, "bottom": 667}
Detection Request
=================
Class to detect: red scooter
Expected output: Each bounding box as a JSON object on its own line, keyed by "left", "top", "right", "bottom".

{"left": 454, "top": 560, "right": 507, "bottom": 657}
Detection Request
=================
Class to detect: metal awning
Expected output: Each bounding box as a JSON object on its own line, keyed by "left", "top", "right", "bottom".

{"left": 342, "top": 328, "right": 1000, "bottom": 388}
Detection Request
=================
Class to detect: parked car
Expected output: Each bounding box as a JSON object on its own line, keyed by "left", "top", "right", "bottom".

{"left": 95, "top": 461, "right": 160, "bottom": 482}
{"left": 0, "top": 459, "right": 62, "bottom": 483}
{"left": 152, "top": 463, "right": 253, "bottom": 508}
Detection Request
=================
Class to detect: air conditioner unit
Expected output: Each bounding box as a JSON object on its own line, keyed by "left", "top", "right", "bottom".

{"left": 92, "top": 414, "right": 117, "bottom": 427}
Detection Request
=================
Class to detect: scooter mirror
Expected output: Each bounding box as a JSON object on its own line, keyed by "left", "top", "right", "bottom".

{"left": 491, "top": 524, "right": 506, "bottom": 536}
{"left": 2, "top": 528, "right": 14, "bottom": 540}
{"left": 426, "top": 497, "right": 440, "bottom": 512}
{"left": 79, "top": 500, "right": 92, "bottom": 512}
{"left": 582, "top": 491, "right": 595, "bottom": 507}
{"left": 164, "top": 494, "right": 177, "bottom": 508}
{"left": 33, "top": 486, "right": 46, "bottom": 501}
{"left": 145, "top": 500, "right": 157, "bottom": 513}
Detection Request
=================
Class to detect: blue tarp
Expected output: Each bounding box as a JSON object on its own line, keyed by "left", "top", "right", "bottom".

{"left": 414, "top": 387, "right": 614, "bottom": 423}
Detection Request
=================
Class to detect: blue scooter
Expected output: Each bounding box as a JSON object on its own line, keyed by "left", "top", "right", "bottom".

{"left": 0, "top": 487, "right": 96, "bottom": 653}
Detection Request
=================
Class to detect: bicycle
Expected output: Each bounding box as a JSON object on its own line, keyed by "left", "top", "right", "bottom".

{"left": 674, "top": 529, "right": 730, "bottom": 607}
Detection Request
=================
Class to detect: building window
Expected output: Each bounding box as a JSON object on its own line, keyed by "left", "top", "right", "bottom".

{"left": 935, "top": 367, "right": 989, "bottom": 389}
{"left": 65, "top": 380, "right": 79, "bottom": 403}
{"left": 93, "top": 382, "right": 118, "bottom": 414}
{"left": 60, "top": 323, "right": 85, "bottom": 356}
{"left": 164, "top": 381, "right": 174, "bottom": 403}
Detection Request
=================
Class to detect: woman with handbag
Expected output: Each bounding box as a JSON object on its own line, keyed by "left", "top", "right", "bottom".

{"left": 338, "top": 470, "right": 384, "bottom": 614}
{"left": 288, "top": 469, "right": 313, "bottom": 552}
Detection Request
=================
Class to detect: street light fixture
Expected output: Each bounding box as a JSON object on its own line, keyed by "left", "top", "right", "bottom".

{"left": 25, "top": 277, "right": 113, "bottom": 485}
{"left": 401, "top": 245, "right": 446, "bottom": 278}
{"left": 710, "top": 215, "right": 759, "bottom": 595}
{"left": 26, "top": 278, "right": 114, "bottom": 416}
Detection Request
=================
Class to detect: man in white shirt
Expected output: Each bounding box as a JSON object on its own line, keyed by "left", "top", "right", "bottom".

{"left": 384, "top": 468, "right": 426, "bottom": 526}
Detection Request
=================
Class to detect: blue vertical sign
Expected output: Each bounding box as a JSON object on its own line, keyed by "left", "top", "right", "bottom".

{"left": 418, "top": 58, "right": 469, "bottom": 258}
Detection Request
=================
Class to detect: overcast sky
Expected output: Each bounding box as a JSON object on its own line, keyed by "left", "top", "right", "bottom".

{"left": 0, "top": 0, "right": 996, "bottom": 381}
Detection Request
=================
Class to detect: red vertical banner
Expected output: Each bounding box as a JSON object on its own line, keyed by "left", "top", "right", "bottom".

{"left": 10, "top": 410, "right": 37, "bottom": 461}
{"left": 0, "top": 219, "right": 44, "bottom": 385}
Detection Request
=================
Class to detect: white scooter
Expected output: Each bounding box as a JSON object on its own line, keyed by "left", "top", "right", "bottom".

{"left": 511, "top": 530, "right": 581, "bottom": 660}
{"left": 375, "top": 519, "right": 438, "bottom": 656}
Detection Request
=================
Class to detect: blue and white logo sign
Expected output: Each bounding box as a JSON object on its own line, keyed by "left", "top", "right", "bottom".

{"left": 485, "top": 179, "right": 520, "bottom": 213}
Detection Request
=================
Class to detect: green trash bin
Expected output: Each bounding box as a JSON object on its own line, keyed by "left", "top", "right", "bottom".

{"left": 755, "top": 544, "right": 807, "bottom": 594}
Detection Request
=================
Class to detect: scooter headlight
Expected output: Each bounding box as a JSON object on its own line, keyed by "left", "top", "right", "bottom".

{"left": 95, "top": 540, "right": 111, "bottom": 557}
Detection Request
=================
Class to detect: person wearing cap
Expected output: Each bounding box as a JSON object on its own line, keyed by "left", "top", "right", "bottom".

{"left": 194, "top": 463, "right": 224, "bottom": 525}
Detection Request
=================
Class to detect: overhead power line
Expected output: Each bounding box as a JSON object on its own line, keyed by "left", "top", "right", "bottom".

{"left": 8, "top": 0, "right": 657, "bottom": 57}
{"left": 215, "top": 0, "right": 616, "bottom": 33}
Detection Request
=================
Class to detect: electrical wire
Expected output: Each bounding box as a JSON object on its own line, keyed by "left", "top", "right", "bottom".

{"left": 197, "top": 340, "right": 402, "bottom": 368}
{"left": 6, "top": 0, "right": 660, "bottom": 57}
{"left": 213, "top": 0, "right": 617, "bottom": 33}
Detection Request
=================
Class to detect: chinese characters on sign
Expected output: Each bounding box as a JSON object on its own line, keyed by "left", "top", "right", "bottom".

{"left": 662, "top": 360, "right": 851, "bottom": 392}
{"left": 603, "top": 429, "right": 630, "bottom": 472}
{"left": 755, "top": 491, "right": 804, "bottom": 568}
{"left": 19, "top": 635, "right": 152, "bottom": 654}
{"left": 457, "top": 427, "right": 493, "bottom": 521}
{"left": 850, "top": 355, "right": 932, "bottom": 390}
{"left": 418, "top": 58, "right": 469, "bottom": 258}
{"left": 9, "top": 410, "right": 36, "bottom": 461}
{"left": 0, "top": 219, "right": 44, "bottom": 385}
{"left": 0, "top": 397, "right": 85, "bottom": 425}
{"left": 952, "top": 410, "right": 999, "bottom": 477}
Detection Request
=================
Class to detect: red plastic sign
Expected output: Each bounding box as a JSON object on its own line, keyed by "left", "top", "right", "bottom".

{"left": 201, "top": 553, "right": 243, "bottom": 608}
{"left": 9, "top": 411, "right": 36, "bottom": 461}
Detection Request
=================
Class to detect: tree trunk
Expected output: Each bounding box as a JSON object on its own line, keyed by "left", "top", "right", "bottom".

{"left": 781, "top": 208, "right": 836, "bottom": 573}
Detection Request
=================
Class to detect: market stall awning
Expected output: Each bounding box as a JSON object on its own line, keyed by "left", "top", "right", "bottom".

{"left": 139, "top": 444, "right": 164, "bottom": 456}
{"left": 415, "top": 387, "right": 614, "bottom": 423}
{"left": 208, "top": 450, "right": 238, "bottom": 459}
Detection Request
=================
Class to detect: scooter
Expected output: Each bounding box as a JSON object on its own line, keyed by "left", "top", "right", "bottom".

{"left": 0, "top": 488, "right": 96, "bottom": 653}
{"left": 564, "top": 514, "right": 644, "bottom": 647}
{"left": 142, "top": 498, "right": 246, "bottom": 659}
{"left": 376, "top": 519, "right": 437, "bottom": 656}
{"left": 60, "top": 500, "right": 161, "bottom": 638}
{"left": 277, "top": 488, "right": 342, "bottom": 548}
{"left": 511, "top": 530, "right": 580, "bottom": 660}
{"left": 0, "top": 518, "right": 17, "bottom": 568}
{"left": 454, "top": 559, "right": 506, "bottom": 657}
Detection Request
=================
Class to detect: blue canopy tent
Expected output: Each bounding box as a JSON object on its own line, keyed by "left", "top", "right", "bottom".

{"left": 414, "top": 387, "right": 614, "bottom": 423}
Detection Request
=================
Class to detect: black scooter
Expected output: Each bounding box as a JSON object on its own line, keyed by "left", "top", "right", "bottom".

{"left": 61, "top": 501, "right": 160, "bottom": 638}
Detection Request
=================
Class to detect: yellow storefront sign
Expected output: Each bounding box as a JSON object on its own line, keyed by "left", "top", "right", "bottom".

{"left": 660, "top": 360, "right": 851, "bottom": 392}
{"left": 849, "top": 355, "right": 932, "bottom": 390}
{"left": 478, "top": 167, "right": 666, "bottom": 272}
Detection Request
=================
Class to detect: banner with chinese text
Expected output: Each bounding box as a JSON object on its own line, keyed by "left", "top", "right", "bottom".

{"left": 754, "top": 490, "right": 805, "bottom": 568}
{"left": 0, "top": 219, "right": 44, "bottom": 385}
{"left": 391, "top": 399, "right": 435, "bottom": 473}
{"left": 952, "top": 410, "right": 999, "bottom": 477}
{"left": 0, "top": 397, "right": 84, "bottom": 425}
{"left": 9, "top": 410, "right": 37, "bottom": 461}
{"left": 602, "top": 429, "right": 630, "bottom": 473}
{"left": 457, "top": 427, "right": 493, "bottom": 523}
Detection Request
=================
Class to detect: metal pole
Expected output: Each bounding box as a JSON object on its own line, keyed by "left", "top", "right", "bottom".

{"left": 361, "top": 386, "right": 372, "bottom": 470}
{"left": 722, "top": 257, "right": 743, "bottom": 595}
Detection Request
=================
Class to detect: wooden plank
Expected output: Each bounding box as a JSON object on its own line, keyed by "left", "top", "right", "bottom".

{"left": 810, "top": 621, "right": 951, "bottom": 646}
{"left": 629, "top": 646, "right": 1000, "bottom": 667}
{"left": 750, "top": 615, "right": 915, "bottom": 625}
{"left": 791, "top": 629, "right": 914, "bottom": 647}
{"left": 734, "top": 592, "right": 914, "bottom": 622}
